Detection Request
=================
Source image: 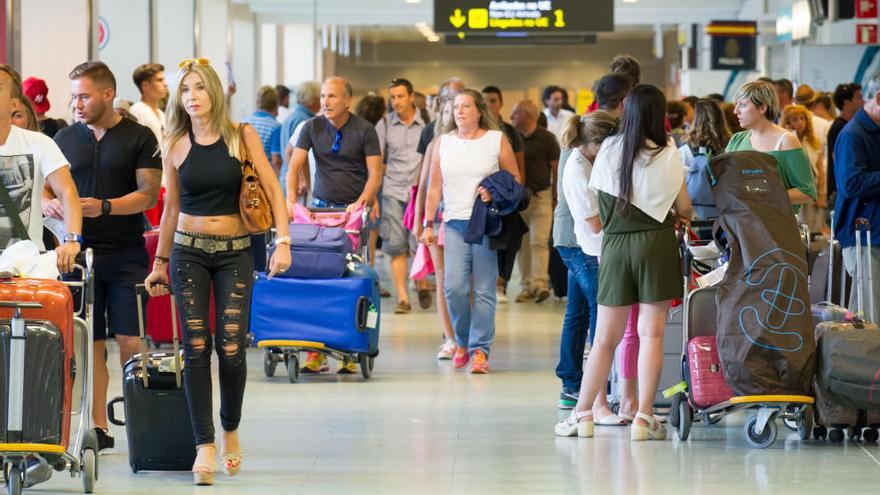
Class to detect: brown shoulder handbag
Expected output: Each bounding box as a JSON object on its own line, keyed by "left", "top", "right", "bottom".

{"left": 238, "top": 124, "right": 273, "bottom": 233}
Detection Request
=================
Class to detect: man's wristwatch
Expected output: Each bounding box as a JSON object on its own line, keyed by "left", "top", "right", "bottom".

{"left": 63, "top": 232, "right": 83, "bottom": 245}
{"left": 101, "top": 199, "right": 112, "bottom": 217}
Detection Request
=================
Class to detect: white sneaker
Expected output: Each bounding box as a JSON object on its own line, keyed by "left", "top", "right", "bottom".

{"left": 496, "top": 288, "right": 508, "bottom": 303}
{"left": 436, "top": 340, "right": 457, "bottom": 360}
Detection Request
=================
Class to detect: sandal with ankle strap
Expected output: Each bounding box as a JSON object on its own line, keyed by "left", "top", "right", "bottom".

{"left": 222, "top": 451, "right": 243, "bottom": 476}
{"left": 555, "top": 410, "right": 594, "bottom": 438}
{"left": 630, "top": 412, "right": 667, "bottom": 441}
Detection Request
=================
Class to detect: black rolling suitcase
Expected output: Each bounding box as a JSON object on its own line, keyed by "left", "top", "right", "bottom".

{"left": 108, "top": 284, "right": 196, "bottom": 472}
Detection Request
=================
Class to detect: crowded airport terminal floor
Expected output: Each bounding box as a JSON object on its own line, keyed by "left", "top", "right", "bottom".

{"left": 5, "top": 0, "right": 880, "bottom": 493}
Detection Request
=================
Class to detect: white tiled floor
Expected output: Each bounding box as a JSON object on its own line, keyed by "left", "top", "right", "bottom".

{"left": 28, "top": 282, "right": 880, "bottom": 494}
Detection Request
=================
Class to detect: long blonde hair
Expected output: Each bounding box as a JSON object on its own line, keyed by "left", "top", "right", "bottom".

{"left": 163, "top": 61, "right": 240, "bottom": 159}
{"left": 781, "top": 104, "right": 819, "bottom": 150}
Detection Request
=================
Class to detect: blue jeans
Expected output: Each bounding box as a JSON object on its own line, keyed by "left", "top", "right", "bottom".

{"left": 555, "top": 246, "right": 600, "bottom": 391}
{"left": 443, "top": 220, "right": 498, "bottom": 356}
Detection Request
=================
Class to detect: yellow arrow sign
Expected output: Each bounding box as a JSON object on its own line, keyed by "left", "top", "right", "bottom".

{"left": 449, "top": 8, "right": 466, "bottom": 29}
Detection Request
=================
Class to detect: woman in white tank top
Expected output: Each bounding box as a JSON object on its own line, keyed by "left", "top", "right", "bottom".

{"left": 421, "top": 89, "right": 520, "bottom": 374}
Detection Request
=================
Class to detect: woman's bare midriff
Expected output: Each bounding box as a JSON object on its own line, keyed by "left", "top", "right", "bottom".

{"left": 177, "top": 213, "right": 249, "bottom": 237}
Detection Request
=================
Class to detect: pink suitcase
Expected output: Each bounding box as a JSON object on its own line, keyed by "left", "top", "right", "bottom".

{"left": 688, "top": 336, "right": 735, "bottom": 409}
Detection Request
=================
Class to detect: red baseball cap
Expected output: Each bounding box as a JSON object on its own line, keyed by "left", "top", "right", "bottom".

{"left": 23, "top": 77, "right": 50, "bottom": 114}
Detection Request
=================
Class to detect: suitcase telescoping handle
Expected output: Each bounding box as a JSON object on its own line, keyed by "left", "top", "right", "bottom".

{"left": 134, "top": 284, "right": 183, "bottom": 390}
{"left": 855, "top": 218, "right": 874, "bottom": 321}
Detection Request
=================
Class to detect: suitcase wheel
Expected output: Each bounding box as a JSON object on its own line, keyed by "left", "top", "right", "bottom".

{"left": 285, "top": 354, "right": 300, "bottom": 383}
{"left": 864, "top": 428, "right": 880, "bottom": 443}
{"left": 813, "top": 425, "right": 827, "bottom": 440}
{"left": 828, "top": 428, "right": 844, "bottom": 443}
{"left": 848, "top": 426, "right": 862, "bottom": 442}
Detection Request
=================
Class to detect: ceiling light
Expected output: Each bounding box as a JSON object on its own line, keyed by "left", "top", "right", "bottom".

{"left": 406, "top": 0, "right": 422, "bottom": 3}
{"left": 622, "top": 0, "right": 638, "bottom": 3}
{"left": 427, "top": 35, "right": 440, "bottom": 42}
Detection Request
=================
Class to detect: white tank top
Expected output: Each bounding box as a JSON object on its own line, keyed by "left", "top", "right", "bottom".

{"left": 439, "top": 130, "right": 503, "bottom": 221}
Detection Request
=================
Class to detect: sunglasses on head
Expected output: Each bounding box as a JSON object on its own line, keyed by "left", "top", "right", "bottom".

{"left": 178, "top": 58, "right": 210, "bottom": 69}
{"left": 331, "top": 130, "right": 343, "bottom": 154}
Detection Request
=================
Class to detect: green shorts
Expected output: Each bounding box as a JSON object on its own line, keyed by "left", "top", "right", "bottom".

{"left": 597, "top": 228, "right": 682, "bottom": 306}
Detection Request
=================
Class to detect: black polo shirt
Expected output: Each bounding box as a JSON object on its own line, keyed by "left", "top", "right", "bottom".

{"left": 54, "top": 118, "right": 161, "bottom": 251}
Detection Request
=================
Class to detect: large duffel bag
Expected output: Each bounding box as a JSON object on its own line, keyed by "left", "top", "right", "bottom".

{"left": 711, "top": 151, "right": 816, "bottom": 396}
{"left": 250, "top": 263, "right": 380, "bottom": 355}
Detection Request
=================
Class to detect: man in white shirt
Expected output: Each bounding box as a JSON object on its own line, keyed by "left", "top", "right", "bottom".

{"left": 542, "top": 85, "right": 575, "bottom": 143}
{"left": 128, "top": 63, "right": 167, "bottom": 148}
{"left": 0, "top": 66, "right": 82, "bottom": 273}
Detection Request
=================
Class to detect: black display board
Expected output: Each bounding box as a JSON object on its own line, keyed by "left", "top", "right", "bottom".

{"left": 434, "top": 0, "right": 613, "bottom": 34}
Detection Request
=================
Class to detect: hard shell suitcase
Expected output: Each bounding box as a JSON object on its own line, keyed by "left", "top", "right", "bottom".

{"left": 250, "top": 262, "right": 381, "bottom": 355}
{"left": 686, "top": 336, "right": 734, "bottom": 409}
{"left": 144, "top": 230, "right": 214, "bottom": 345}
{"left": 0, "top": 279, "right": 74, "bottom": 448}
{"left": 108, "top": 285, "right": 196, "bottom": 472}
{"left": 608, "top": 305, "right": 682, "bottom": 408}
{"left": 811, "top": 217, "right": 852, "bottom": 323}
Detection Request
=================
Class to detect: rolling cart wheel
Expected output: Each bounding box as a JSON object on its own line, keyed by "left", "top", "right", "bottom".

{"left": 828, "top": 428, "right": 844, "bottom": 443}
{"left": 744, "top": 413, "right": 778, "bottom": 449}
{"left": 287, "top": 355, "right": 300, "bottom": 383}
{"left": 677, "top": 399, "right": 692, "bottom": 441}
{"left": 81, "top": 448, "right": 97, "bottom": 494}
{"left": 782, "top": 404, "right": 799, "bottom": 431}
{"left": 813, "top": 425, "right": 827, "bottom": 440}
{"left": 359, "top": 353, "right": 373, "bottom": 379}
{"left": 797, "top": 405, "right": 814, "bottom": 441}
{"left": 6, "top": 464, "right": 22, "bottom": 495}
{"left": 669, "top": 393, "right": 681, "bottom": 429}
{"left": 263, "top": 351, "right": 277, "bottom": 378}
{"left": 864, "top": 428, "right": 879, "bottom": 443}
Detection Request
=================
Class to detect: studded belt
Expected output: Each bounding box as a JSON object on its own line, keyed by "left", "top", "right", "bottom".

{"left": 173, "top": 231, "right": 251, "bottom": 254}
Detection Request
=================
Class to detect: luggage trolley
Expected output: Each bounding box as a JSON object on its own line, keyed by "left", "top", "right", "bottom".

{"left": 0, "top": 249, "right": 99, "bottom": 494}
{"left": 667, "top": 228, "right": 814, "bottom": 449}
{"left": 257, "top": 206, "right": 379, "bottom": 383}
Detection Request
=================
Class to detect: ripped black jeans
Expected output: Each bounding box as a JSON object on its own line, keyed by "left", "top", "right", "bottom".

{"left": 170, "top": 240, "right": 254, "bottom": 446}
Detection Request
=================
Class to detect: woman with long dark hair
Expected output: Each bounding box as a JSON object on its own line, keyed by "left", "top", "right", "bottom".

{"left": 555, "top": 85, "right": 693, "bottom": 441}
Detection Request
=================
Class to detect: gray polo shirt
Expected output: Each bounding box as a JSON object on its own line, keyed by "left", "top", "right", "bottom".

{"left": 376, "top": 110, "right": 426, "bottom": 202}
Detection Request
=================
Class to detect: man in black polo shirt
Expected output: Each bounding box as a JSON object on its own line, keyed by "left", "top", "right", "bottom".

{"left": 55, "top": 61, "right": 162, "bottom": 452}
{"left": 511, "top": 99, "right": 560, "bottom": 304}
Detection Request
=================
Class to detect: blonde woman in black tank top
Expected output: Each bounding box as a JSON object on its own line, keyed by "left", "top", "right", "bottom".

{"left": 145, "top": 59, "right": 290, "bottom": 485}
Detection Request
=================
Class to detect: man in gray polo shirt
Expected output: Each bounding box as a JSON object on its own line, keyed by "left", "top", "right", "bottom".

{"left": 286, "top": 76, "right": 383, "bottom": 374}
{"left": 376, "top": 78, "right": 428, "bottom": 314}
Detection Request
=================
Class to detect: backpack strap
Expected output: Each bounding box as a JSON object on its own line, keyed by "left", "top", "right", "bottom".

{"left": 774, "top": 132, "right": 789, "bottom": 151}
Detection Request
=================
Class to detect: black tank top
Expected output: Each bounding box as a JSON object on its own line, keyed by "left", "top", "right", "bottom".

{"left": 178, "top": 129, "right": 242, "bottom": 216}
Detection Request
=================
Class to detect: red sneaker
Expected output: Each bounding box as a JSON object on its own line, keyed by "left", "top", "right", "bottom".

{"left": 452, "top": 348, "right": 469, "bottom": 369}
{"left": 470, "top": 350, "right": 490, "bottom": 374}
